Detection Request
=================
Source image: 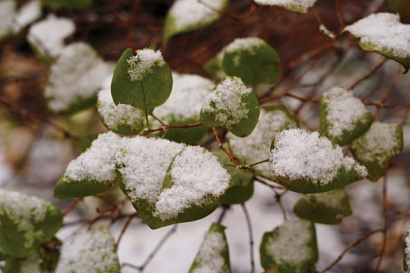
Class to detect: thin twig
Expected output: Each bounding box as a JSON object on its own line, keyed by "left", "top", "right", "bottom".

{"left": 334, "top": 0, "right": 344, "bottom": 32}
{"left": 348, "top": 58, "right": 387, "bottom": 89}
{"left": 117, "top": 212, "right": 137, "bottom": 247}
{"left": 217, "top": 205, "right": 230, "bottom": 224}
{"left": 373, "top": 175, "right": 388, "bottom": 273}
{"left": 144, "top": 122, "right": 203, "bottom": 135}
{"left": 212, "top": 127, "right": 240, "bottom": 166}
{"left": 63, "top": 198, "right": 82, "bottom": 216}
{"left": 241, "top": 203, "right": 255, "bottom": 273}
{"left": 249, "top": 158, "right": 270, "bottom": 167}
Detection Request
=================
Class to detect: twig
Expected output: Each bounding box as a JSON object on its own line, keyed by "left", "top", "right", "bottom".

{"left": 127, "top": 0, "right": 142, "bottom": 50}
{"left": 63, "top": 198, "right": 82, "bottom": 216}
{"left": 241, "top": 203, "right": 255, "bottom": 273}
{"left": 375, "top": 66, "right": 401, "bottom": 119}
{"left": 373, "top": 175, "right": 388, "bottom": 273}
{"left": 348, "top": 58, "right": 387, "bottom": 89}
{"left": 217, "top": 205, "right": 230, "bottom": 224}
{"left": 117, "top": 212, "right": 138, "bottom": 247}
{"left": 273, "top": 189, "right": 288, "bottom": 220}
{"left": 144, "top": 122, "right": 203, "bottom": 135}
{"left": 334, "top": 0, "right": 344, "bottom": 32}
{"left": 212, "top": 127, "right": 240, "bottom": 166}
{"left": 249, "top": 158, "right": 270, "bottom": 167}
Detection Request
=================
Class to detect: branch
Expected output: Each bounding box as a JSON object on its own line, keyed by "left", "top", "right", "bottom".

{"left": 62, "top": 198, "right": 82, "bottom": 216}
{"left": 241, "top": 203, "right": 255, "bottom": 273}
{"left": 117, "top": 212, "right": 138, "bottom": 247}
{"left": 373, "top": 175, "right": 388, "bottom": 273}
{"left": 212, "top": 127, "right": 240, "bottom": 166}
{"left": 347, "top": 58, "right": 387, "bottom": 89}
{"left": 217, "top": 205, "right": 230, "bottom": 224}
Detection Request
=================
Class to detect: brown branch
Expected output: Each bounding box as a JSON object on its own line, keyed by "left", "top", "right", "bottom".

{"left": 241, "top": 203, "right": 255, "bottom": 273}
{"left": 117, "top": 212, "right": 138, "bottom": 247}
{"left": 348, "top": 58, "right": 387, "bottom": 89}
{"left": 260, "top": 92, "right": 319, "bottom": 106}
{"left": 249, "top": 158, "right": 270, "bottom": 167}
{"left": 217, "top": 205, "right": 230, "bottom": 224}
{"left": 127, "top": 0, "right": 142, "bottom": 50}
{"left": 212, "top": 127, "right": 240, "bottom": 166}
{"left": 63, "top": 198, "right": 82, "bottom": 217}
{"left": 375, "top": 66, "right": 401, "bottom": 119}
{"left": 373, "top": 175, "right": 388, "bottom": 273}
{"left": 144, "top": 122, "right": 203, "bottom": 135}
{"left": 334, "top": 0, "right": 344, "bottom": 32}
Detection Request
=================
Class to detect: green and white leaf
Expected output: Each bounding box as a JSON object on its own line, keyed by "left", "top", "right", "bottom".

{"left": 41, "top": 0, "right": 94, "bottom": 10}
{"left": 162, "top": 0, "right": 229, "bottom": 46}
{"left": 0, "top": 0, "right": 16, "bottom": 40}
{"left": 253, "top": 0, "right": 318, "bottom": 13}
{"left": 97, "top": 89, "right": 146, "bottom": 135}
{"left": 204, "top": 48, "right": 227, "bottom": 80}
{"left": 200, "top": 76, "right": 260, "bottom": 137}
{"left": 349, "top": 122, "right": 403, "bottom": 181}
{"left": 152, "top": 73, "right": 214, "bottom": 144}
{"left": 45, "top": 42, "right": 112, "bottom": 115}
{"left": 319, "top": 86, "right": 373, "bottom": 146}
{"left": 270, "top": 129, "right": 367, "bottom": 193}
{"left": 259, "top": 220, "right": 318, "bottom": 273}
{"left": 55, "top": 227, "right": 121, "bottom": 273}
{"left": 189, "top": 223, "right": 231, "bottom": 273}
{"left": 405, "top": 229, "right": 410, "bottom": 273}
{"left": 0, "top": 189, "right": 63, "bottom": 258}
{"left": 222, "top": 37, "right": 281, "bottom": 86}
{"left": 293, "top": 188, "right": 352, "bottom": 225}
{"left": 228, "top": 104, "right": 299, "bottom": 179}
{"left": 111, "top": 48, "right": 173, "bottom": 110}
{"left": 3, "top": 249, "right": 42, "bottom": 273}
{"left": 344, "top": 13, "right": 410, "bottom": 71}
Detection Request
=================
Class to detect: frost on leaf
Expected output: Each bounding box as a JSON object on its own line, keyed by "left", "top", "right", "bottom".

{"left": 45, "top": 42, "right": 112, "bottom": 115}
{"left": 254, "top": 0, "right": 318, "bottom": 13}
{"left": 28, "top": 14, "right": 75, "bottom": 59}
{"left": 162, "top": 0, "right": 229, "bottom": 46}
{"left": 228, "top": 105, "right": 299, "bottom": 179}
{"left": 349, "top": 122, "right": 403, "bottom": 181}
{"left": 222, "top": 37, "right": 281, "bottom": 86}
{"left": 260, "top": 220, "right": 318, "bottom": 273}
{"left": 200, "top": 76, "right": 260, "bottom": 137}
{"left": 270, "top": 129, "right": 367, "bottom": 193}
{"left": 344, "top": 13, "right": 410, "bottom": 71}
{"left": 97, "top": 89, "right": 145, "bottom": 135}
{"left": 3, "top": 249, "right": 42, "bottom": 273}
{"left": 0, "top": 189, "right": 62, "bottom": 258}
{"left": 293, "top": 188, "right": 352, "bottom": 225}
{"left": 319, "top": 86, "right": 373, "bottom": 146}
{"left": 152, "top": 73, "right": 214, "bottom": 144}
{"left": 405, "top": 229, "right": 410, "bottom": 273}
{"left": 111, "top": 48, "right": 173, "bottom": 110}
{"left": 55, "top": 227, "right": 121, "bottom": 273}
{"left": 189, "top": 223, "right": 231, "bottom": 273}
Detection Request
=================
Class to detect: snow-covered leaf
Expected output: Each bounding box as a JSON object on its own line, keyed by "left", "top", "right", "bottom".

{"left": 12, "top": 0, "right": 42, "bottom": 34}
{"left": 162, "top": 0, "right": 229, "bottom": 46}
{"left": 41, "top": 0, "right": 94, "bottom": 10}
{"left": 45, "top": 42, "right": 112, "bottom": 115}
{"left": 200, "top": 76, "right": 260, "bottom": 137}
{"left": 111, "top": 48, "right": 173, "bottom": 110}
{"left": 3, "top": 249, "right": 42, "bottom": 273}
{"left": 319, "top": 86, "right": 373, "bottom": 146}
{"left": 0, "top": 189, "right": 63, "bottom": 258}
{"left": 97, "top": 89, "right": 146, "bottom": 135}
{"left": 293, "top": 188, "right": 352, "bottom": 225}
{"left": 344, "top": 13, "right": 410, "bottom": 71}
{"left": 55, "top": 227, "right": 121, "bottom": 273}
{"left": 349, "top": 122, "right": 403, "bottom": 181}
{"left": 405, "top": 229, "right": 410, "bottom": 273}
{"left": 222, "top": 37, "right": 281, "bottom": 86}
{"left": 259, "top": 220, "right": 318, "bottom": 272}
{"left": 0, "top": 0, "right": 16, "bottom": 40}
{"left": 253, "top": 0, "right": 318, "bottom": 13}
{"left": 189, "top": 223, "right": 231, "bottom": 273}
{"left": 228, "top": 105, "right": 299, "bottom": 179}
{"left": 270, "top": 129, "right": 367, "bottom": 193}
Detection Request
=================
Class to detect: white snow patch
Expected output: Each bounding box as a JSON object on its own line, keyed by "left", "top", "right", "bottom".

{"left": 406, "top": 230, "right": 410, "bottom": 272}
{"left": 192, "top": 230, "right": 227, "bottom": 273}
{"left": 12, "top": 0, "right": 42, "bottom": 33}
{"left": 127, "top": 48, "right": 165, "bottom": 81}
{"left": 224, "top": 37, "right": 265, "bottom": 53}
{"left": 254, "top": 0, "right": 317, "bottom": 12}
{"left": 319, "top": 24, "right": 335, "bottom": 39}
{"left": 0, "top": 0, "right": 16, "bottom": 37}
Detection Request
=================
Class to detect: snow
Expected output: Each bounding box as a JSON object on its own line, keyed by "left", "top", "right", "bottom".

{"left": 12, "top": 0, "right": 42, "bottom": 33}
{"left": 322, "top": 86, "right": 369, "bottom": 138}
{"left": 55, "top": 228, "right": 120, "bottom": 273}
{"left": 127, "top": 49, "right": 165, "bottom": 81}
{"left": 170, "top": 0, "right": 225, "bottom": 30}
{"left": 202, "top": 76, "right": 252, "bottom": 127}
{"left": 0, "top": 0, "right": 15, "bottom": 37}
{"left": 254, "top": 0, "right": 317, "bottom": 12}
{"left": 191, "top": 230, "right": 227, "bottom": 273}
{"left": 224, "top": 37, "right": 265, "bottom": 53}
{"left": 344, "top": 13, "right": 410, "bottom": 58}
{"left": 28, "top": 14, "right": 75, "bottom": 57}
{"left": 319, "top": 24, "right": 335, "bottom": 39}
{"left": 270, "top": 129, "right": 367, "bottom": 184}
{"left": 406, "top": 230, "right": 410, "bottom": 272}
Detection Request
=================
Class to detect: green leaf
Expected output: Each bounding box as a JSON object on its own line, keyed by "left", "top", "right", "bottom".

{"left": 387, "top": 0, "right": 410, "bottom": 19}
{"left": 189, "top": 223, "right": 231, "bottom": 273}
{"left": 319, "top": 86, "right": 373, "bottom": 146}
{"left": 39, "top": 237, "right": 61, "bottom": 272}
{"left": 222, "top": 37, "right": 281, "bottom": 86}
{"left": 162, "top": 0, "right": 229, "bottom": 46}
{"left": 344, "top": 13, "right": 410, "bottom": 72}
{"left": 293, "top": 188, "right": 352, "bottom": 225}
{"left": 260, "top": 220, "right": 318, "bottom": 272}
{"left": 55, "top": 227, "right": 121, "bottom": 273}
{"left": 404, "top": 229, "right": 410, "bottom": 272}
{"left": 77, "top": 134, "right": 99, "bottom": 152}
{"left": 228, "top": 104, "right": 299, "bottom": 179}
{"left": 200, "top": 76, "right": 260, "bottom": 137}
{"left": 97, "top": 89, "right": 146, "bottom": 135}
{"left": 270, "top": 129, "right": 367, "bottom": 193}
{"left": 111, "top": 48, "right": 173, "bottom": 110}
{"left": 349, "top": 122, "right": 403, "bottom": 181}
{"left": 41, "top": 0, "right": 94, "bottom": 10}
{"left": 0, "top": 190, "right": 63, "bottom": 258}
{"left": 204, "top": 50, "right": 226, "bottom": 80}
{"left": 254, "top": 0, "right": 318, "bottom": 13}
{"left": 213, "top": 149, "right": 254, "bottom": 205}
{"left": 3, "top": 249, "right": 42, "bottom": 273}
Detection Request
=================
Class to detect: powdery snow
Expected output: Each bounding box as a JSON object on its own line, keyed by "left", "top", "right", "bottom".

{"left": 254, "top": 0, "right": 317, "bottom": 12}
{"left": 0, "top": 1, "right": 15, "bottom": 37}
{"left": 322, "top": 86, "right": 368, "bottom": 138}
{"left": 344, "top": 13, "right": 410, "bottom": 58}
{"left": 224, "top": 37, "right": 265, "bottom": 53}
{"left": 319, "top": 24, "right": 335, "bottom": 39}
{"left": 12, "top": 0, "right": 42, "bottom": 33}
{"left": 270, "top": 129, "right": 367, "bottom": 184}
{"left": 127, "top": 48, "right": 165, "bottom": 81}
{"left": 405, "top": 230, "right": 410, "bottom": 272}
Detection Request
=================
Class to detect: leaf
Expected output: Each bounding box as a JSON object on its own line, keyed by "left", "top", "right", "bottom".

{"left": 270, "top": 129, "right": 367, "bottom": 193}
{"left": 405, "top": 229, "right": 410, "bottom": 273}
{"left": 259, "top": 220, "right": 318, "bottom": 272}
{"left": 204, "top": 50, "right": 226, "bottom": 80}
{"left": 3, "top": 249, "right": 42, "bottom": 273}
{"left": 39, "top": 237, "right": 61, "bottom": 272}
{"left": 222, "top": 37, "right": 281, "bottom": 86}
{"left": 228, "top": 104, "right": 299, "bottom": 179}
{"left": 162, "top": 0, "right": 229, "bottom": 46}
{"left": 200, "top": 76, "right": 260, "bottom": 137}
{"left": 0, "top": 189, "right": 63, "bottom": 258}
{"left": 349, "top": 122, "right": 403, "bottom": 181}
{"left": 189, "top": 223, "right": 231, "bottom": 273}
{"left": 41, "top": 0, "right": 94, "bottom": 10}
{"left": 213, "top": 149, "right": 254, "bottom": 205}
{"left": 253, "top": 0, "right": 318, "bottom": 13}
{"left": 319, "top": 86, "right": 373, "bottom": 146}
{"left": 387, "top": 0, "right": 410, "bottom": 19}
{"left": 97, "top": 89, "right": 146, "bottom": 135}
{"left": 293, "top": 188, "right": 352, "bottom": 225}
{"left": 344, "top": 13, "right": 410, "bottom": 72}
{"left": 55, "top": 227, "right": 121, "bottom": 273}
{"left": 0, "top": 0, "right": 16, "bottom": 41}
{"left": 111, "top": 48, "right": 173, "bottom": 110}
{"left": 45, "top": 42, "right": 112, "bottom": 115}
{"left": 77, "top": 133, "right": 99, "bottom": 152}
